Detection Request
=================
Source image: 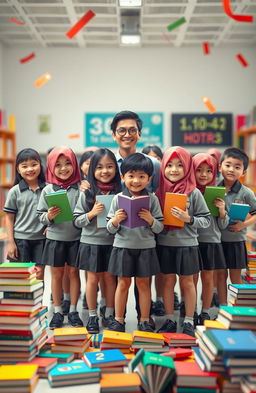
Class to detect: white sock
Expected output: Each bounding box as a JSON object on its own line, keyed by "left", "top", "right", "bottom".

{"left": 213, "top": 287, "right": 217, "bottom": 294}
{"left": 89, "top": 309, "right": 97, "bottom": 317}
{"left": 54, "top": 306, "right": 62, "bottom": 314}
{"left": 63, "top": 293, "right": 70, "bottom": 301}
{"left": 100, "top": 298, "right": 106, "bottom": 307}
{"left": 202, "top": 308, "right": 210, "bottom": 314}
{"left": 105, "top": 307, "right": 114, "bottom": 318}
{"left": 184, "top": 316, "right": 194, "bottom": 325}
{"left": 165, "top": 313, "right": 175, "bottom": 322}
{"left": 156, "top": 296, "right": 163, "bottom": 302}
{"left": 69, "top": 305, "right": 76, "bottom": 313}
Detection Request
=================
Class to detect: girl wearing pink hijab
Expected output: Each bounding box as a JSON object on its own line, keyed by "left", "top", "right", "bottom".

{"left": 193, "top": 153, "right": 228, "bottom": 325}
{"left": 156, "top": 147, "right": 211, "bottom": 337}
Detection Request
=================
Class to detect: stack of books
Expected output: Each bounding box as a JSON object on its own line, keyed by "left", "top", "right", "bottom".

{"left": 131, "top": 330, "right": 169, "bottom": 352}
{"left": 0, "top": 364, "right": 39, "bottom": 393}
{"left": 100, "top": 372, "right": 141, "bottom": 393}
{"left": 48, "top": 360, "right": 100, "bottom": 387}
{"left": 216, "top": 305, "right": 256, "bottom": 331}
{"left": 0, "top": 262, "right": 47, "bottom": 363}
{"left": 241, "top": 376, "right": 256, "bottom": 393}
{"left": 51, "top": 327, "right": 91, "bottom": 354}
{"left": 83, "top": 348, "right": 129, "bottom": 373}
{"left": 91, "top": 333, "right": 103, "bottom": 349}
{"left": 162, "top": 332, "right": 197, "bottom": 348}
{"left": 228, "top": 283, "right": 256, "bottom": 308}
{"left": 100, "top": 330, "right": 132, "bottom": 353}
{"left": 37, "top": 350, "right": 75, "bottom": 363}
{"left": 17, "top": 356, "right": 58, "bottom": 378}
{"left": 244, "top": 252, "right": 256, "bottom": 284}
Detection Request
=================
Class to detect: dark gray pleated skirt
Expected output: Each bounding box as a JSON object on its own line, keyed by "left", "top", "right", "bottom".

{"left": 41, "top": 239, "right": 79, "bottom": 267}
{"left": 157, "top": 245, "right": 201, "bottom": 276}
{"left": 199, "top": 242, "right": 226, "bottom": 270}
{"left": 76, "top": 243, "right": 113, "bottom": 273}
{"left": 222, "top": 241, "right": 247, "bottom": 269}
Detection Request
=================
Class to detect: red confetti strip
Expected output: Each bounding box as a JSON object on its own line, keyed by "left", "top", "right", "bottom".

{"left": 68, "top": 133, "right": 81, "bottom": 139}
{"left": 19, "top": 52, "right": 36, "bottom": 64}
{"left": 236, "top": 53, "right": 248, "bottom": 67}
{"left": 202, "top": 42, "right": 210, "bottom": 55}
{"left": 8, "top": 17, "right": 25, "bottom": 25}
{"left": 66, "top": 10, "right": 95, "bottom": 39}
{"left": 222, "top": 0, "right": 253, "bottom": 22}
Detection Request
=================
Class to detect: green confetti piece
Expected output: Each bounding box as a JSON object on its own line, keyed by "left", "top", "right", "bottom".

{"left": 167, "top": 17, "right": 186, "bottom": 32}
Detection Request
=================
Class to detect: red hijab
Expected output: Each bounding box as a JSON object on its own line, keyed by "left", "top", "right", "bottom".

{"left": 207, "top": 148, "right": 221, "bottom": 165}
{"left": 193, "top": 153, "right": 216, "bottom": 194}
{"left": 156, "top": 146, "right": 196, "bottom": 211}
{"left": 46, "top": 146, "right": 81, "bottom": 188}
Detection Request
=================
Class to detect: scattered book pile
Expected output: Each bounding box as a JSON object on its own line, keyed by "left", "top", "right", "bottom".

{"left": 0, "top": 262, "right": 47, "bottom": 363}
{"left": 129, "top": 348, "right": 176, "bottom": 393}
{"left": 241, "top": 375, "right": 256, "bottom": 393}
{"left": 100, "top": 372, "right": 141, "bottom": 393}
{"left": 100, "top": 330, "right": 132, "bottom": 353}
{"left": 91, "top": 333, "right": 103, "bottom": 348}
{"left": 18, "top": 356, "right": 58, "bottom": 378}
{"left": 162, "top": 332, "right": 197, "bottom": 348}
{"left": 48, "top": 360, "right": 100, "bottom": 387}
{"left": 83, "top": 348, "right": 129, "bottom": 373}
{"left": 245, "top": 252, "right": 256, "bottom": 284}
{"left": 228, "top": 283, "right": 256, "bottom": 308}
{"left": 131, "top": 330, "right": 169, "bottom": 352}
{"left": 37, "top": 349, "right": 75, "bottom": 363}
{"left": 0, "top": 364, "right": 39, "bottom": 393}
{"left": 216, "top": 305, "right": 256, "bottom": 332}
{"left": 51, "top": 326, "right": 91, "bottom": 354}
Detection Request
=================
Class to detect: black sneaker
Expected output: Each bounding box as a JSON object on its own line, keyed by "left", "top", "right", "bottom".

{"left": 100, "top": 305, "right": 106, "bottom": 318}
{"left": 154, "top": 300, "right": 165, "bottom": 316}
{"left": 182, "top": 322, "right": 195, "bottom": 337}
{"left": 82, "top": 295, "right": 88, "bottom": 309}
{"left": 198, "top": 312, "right": 210, "bottom": 325}
{"left": 49, "top": 312, "right": 64, "bottom": 329}
{"left": 107, "top": 318, "right": 125, "bottom": 332}
{"left": 150, "top": 301, "right": 156, "bottom": 315}
{"left": 211, "top": 292, "right": 219, "bottom": 307}
{"left": 179, "top": 301, "right": 185, "bottom": 319}
{"left": 138, "top": 321, "right": 155, "bottom": 332}
{"left": 86, "top": 316, "right": 99, "bottom": 333}
{"left": 61, "top": 300, "right": 70, "bottom": 315}
{"left": 68, "top": 311, "right": 83, "bottom": 327}
{"left": 102, "top": 314, "right": 114, "bottom": 328}
{"left": 157, "top": 319, "right": 177, "bottom": 333}
{"left": 174, "top": 292, "right": 180, "bottom": 310}
{"left": 193, "top": 311, "right": 199, "bottom": 328}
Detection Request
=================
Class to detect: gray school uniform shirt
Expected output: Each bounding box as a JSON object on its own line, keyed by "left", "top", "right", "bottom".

{"left": 73, "top": 191, "right": 114, "bottom": 245}
{"left": 37, "top": 183, "right": 81, "bottom": 242}
{"left": 107, "top": 188, "right": 164, "bottom": 249}
{"left": 198, "top": 214, "right": 229, "bottom": 243}
{"left": 3, "top": 179, "right": 46, "bottom": 240}
{"left": 218, "top": 180, "right": 256, "bottom": 242}
{"left": 157, "top": 188, "right": 211, "bottom": 247}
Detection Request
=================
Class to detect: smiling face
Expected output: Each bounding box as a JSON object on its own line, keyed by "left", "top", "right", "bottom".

{"left": 195, "top": 162, "right": 214, "bottom": 186}
{"left": 54, "top": 155, "right": 74, "bottom": 181}
{"left": 17, "top": 159, "right": 41, "bottom": 185}
{"left": 220, "top": 156, "right": 245, "bottom": 184}
{"left": 164, "top": 157, "right": 185, "bottom": 183}
{"left": 122, "top": 170, "right": 151, "bottom": 196}
{"left": 94, "top": 154, "right": 116, "bottom": 183}
{"left": 80, "top": 158, "right": 91, "bottom": 177}
{"left": 112, "top": 118, "right": 141, "bottom": 153}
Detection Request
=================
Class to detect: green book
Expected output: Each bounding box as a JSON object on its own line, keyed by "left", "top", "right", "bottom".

{"left": 38, "top": 350, "right": 75, "bottom": 363}
{"left": 45, "top": 190, "right": 73, "bottom": 223}
{"left": 0, "top": 262, "right": 35, "bottom": 272}
{"left": 203, "top": 186, "right": 226, "bottom": 216}
{"left": 142, "top": 352, "right": 176, "bottom": 393}
{"left": 219, "top": 305, "right": 256, "bottom": 320}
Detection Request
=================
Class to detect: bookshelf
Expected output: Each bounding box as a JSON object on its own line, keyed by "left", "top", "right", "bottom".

{"left": 236, "top": 125, "right": 256, "bottom": 192}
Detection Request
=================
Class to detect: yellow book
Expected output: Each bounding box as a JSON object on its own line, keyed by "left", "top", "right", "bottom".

{"left": 125, "top": 353, "right": 135, "bottom": 361}
{"left": 132, "top": 330, "right": 165, "bottom": 343}
{"left": 203, "top": 320, "right": 227, "bottom": 329}
{"left": 0, "top": 364, "right": 38, "bottom": 382}
{"left": 53, "top": 327, "right": 88, "bottom": 341}
{"left": 102, "top": 330, "right": 133, "bottom": 346}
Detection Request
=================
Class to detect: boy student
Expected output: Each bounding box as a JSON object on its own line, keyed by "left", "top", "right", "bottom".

{"left": 218, "top": 147, "right": 256, "bottom": 303}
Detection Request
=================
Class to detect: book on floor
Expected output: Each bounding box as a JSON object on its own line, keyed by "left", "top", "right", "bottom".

{"left": 203, "top": 186, "right": 226, "bottom": 217}
{"left": 228, "top": 203, "right": 251, "bottom": 226}
{"left": 96, "top": 194, "right": 114, "bottom": 228}
{"left": 48, "top": 360, "right": 100, "bottom": 387}
{"left": 162, "top": 332, "right": 197, "bottom": 347}
{"left": 163, "top": 192, "right": 187, "bottom": 226}
{"left": 0, "top": 280, "right": 43, "bottom": 293}
{"left": 218, "top": 305, "right": 256, "bottom": 321}
{"left": 83, "top": 349, "right": 129, "bottom": 368}
{"left": 175, "top": 360, "right": 219, "bottom": 387}
{"left": 45, "top": 189, "right": 73, "bottom": 223}
{"left": 38, "top": 350, "right": 75, "bottom": 363}
{"left": 0, "top": 364, "right": 38, "bottom": 385}
{"left": 53, "top": 327, "right": 88, "bottom": 342}
{"left": 0, "top": 262, "right": 36, "bottom": 273}
{"left": 102, "top": 330, "right": 132, "bottom": 346}
{"left": 100, "top": 372, "right": 141, "bottom": 393}
{"left": 3, "top": 288, "right": 44, "bottom": 300}
{"left": 118, "top": 194, "right": 150, "bottom": 228}
{"left": 228, "top": 284, "right": 256, "bottom": 294}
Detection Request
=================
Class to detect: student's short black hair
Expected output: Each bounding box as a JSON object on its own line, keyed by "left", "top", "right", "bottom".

{"left": 220, "top": 147, "right": 249, "bottom": 170}
{"left": 14, "top": 148, "right": 45, "bottom": 185}
{"left": 141, "top": 145, "right": 163, "bottom": 160}
{"left": 79, "top": 151, "right": 94, "bottom": 177}
{"left": 110, "top": 111, "right": 143, "bottom": 133}
{"left": 120, "top": 153, "right": 153, "bottom": 177}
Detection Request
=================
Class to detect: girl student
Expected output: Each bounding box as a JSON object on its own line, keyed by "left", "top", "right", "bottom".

{"left": 106, "top": 153, "right": 164, "bottom": 333}
{"left": 192, "top": 153, "right": 228, "bottom": 323}
{"left": 4, "top": 148, "right": 46, "bottom": 279}
{"left": 156, "top": 146, "right": 211, "bottom": 337}
{"left": 37, "top": 146, "right": 82, "bottom": 329}
{"left": 74, "top": 148, "right": 122, "bottom": 334}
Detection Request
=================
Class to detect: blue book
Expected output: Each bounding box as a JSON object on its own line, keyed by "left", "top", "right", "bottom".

{"left": 228, "top": 284, "right": 256, "bottom": 294}
{"left": 228, "top": 203, "right": 250, "bottom": 226}
{"left": 96, "top": 194, "right": 114, "bottom": 228}
{"left": 83, "top": 349, "right": 128, "bottom": 368}
{"left": 49, "top": 360, "right": 100, "bottom": 380}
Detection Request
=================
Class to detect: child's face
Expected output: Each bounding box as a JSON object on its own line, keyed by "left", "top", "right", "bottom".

{"left": 220, "top": 156, "right": 245, "bottom": 183}
{"left": 80, "top": 158, "right": 91, "bottom": 177}
{"left": 54, "top": 154, "right": 74, "bottom": 180}
{"left": 94, "top": 155, "right": 116, "bottom": 183}
{"left": 147, "top": 150, "right": 161, "bottom": 162}
{"left": 195, "top": 162, "right": 213, "bottom": 186}
{"left": 164, "top": 157, "right": 184, "bottom": 183}
{"left": 122, "top": 170, "right": 151, "bottom": 196}
{"left": 18, "top": 159, "right": 41, "bottom": 184}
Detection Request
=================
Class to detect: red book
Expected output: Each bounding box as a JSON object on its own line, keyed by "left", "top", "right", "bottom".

{"left": 161, "top": 348, "right": 193, "bottom": 359}
{"left": 162, "top": 332, "right": 197, "bottom": 346}
{"left": 175, "top": 361, "right": 220, "bottom": 387}
{"left": 18, "top": 357, "right": 58, "bottom": 373}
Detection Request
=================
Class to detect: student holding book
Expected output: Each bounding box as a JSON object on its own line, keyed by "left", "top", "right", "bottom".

{"left": 218, "top": 147, "right": 256, "bottom": 296}
{"left": 74, "top": 148, "right": 122, "bottom": 334}
{"left": 37, "top": 146, "right": 83, "bottom": 329}
{"left": 192, "top": 153, "right": 228, "bottom": 322}
{"left": 4, "top": 148, "right": 46, "bottom": 279}
{"left": 106, "top": 153, "right": 163, "bottom": 332}
{"left": 156, "top": 146, "right": 211, "bottom": 336}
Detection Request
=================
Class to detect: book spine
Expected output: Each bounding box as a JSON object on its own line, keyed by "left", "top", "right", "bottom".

{"left": 0, "top": 334, "right": 33, "bottom": 340}
{"left": 3, "top": 292, "right": 34, "bottom": 299}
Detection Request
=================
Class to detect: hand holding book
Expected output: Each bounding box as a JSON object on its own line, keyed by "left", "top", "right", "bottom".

{"left": 111, "top": 209, "right": 127, "bottom": 228}
{"left": 213, "top": 198, "right": 226, "bottom": 218}
{"left": 171, "top": 207, "right": 191, "bottom": 223}
{"left": 87, "top": 200, "right": 104, "bottom": 221}
{"left": 137, "top": 208, "right": 154, "bottom": 226}
{"left": 47, "top": 206, "right": 61, "bottom": 221}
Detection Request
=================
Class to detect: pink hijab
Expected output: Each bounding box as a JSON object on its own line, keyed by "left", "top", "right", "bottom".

{"left": 192, "top": 153, "right": 216, "bottom": 194}
{"left": 156, "top": 146, "right": 196, "bottom": 211}
{"left": 46, "top": 146, "right": 81, "bottom": 188}
{"left": 207, "top": 148, "right": 221, "bottom": 165}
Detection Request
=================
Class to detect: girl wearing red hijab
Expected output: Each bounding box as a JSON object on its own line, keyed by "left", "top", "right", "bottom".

{"left": 193, "top": 153, "right": 228, "bottom": 322}
{"left": 37, "top": 146, "right": 83, "bottom": 329}
{"left": 156, "top": 147, "right": 210, "bottom": 337}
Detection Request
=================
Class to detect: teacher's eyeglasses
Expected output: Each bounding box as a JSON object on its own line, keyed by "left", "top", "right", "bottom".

{"left": 115, "top": 127, "right": 139, "bottom": 136}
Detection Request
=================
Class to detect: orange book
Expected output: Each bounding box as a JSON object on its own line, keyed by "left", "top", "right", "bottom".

{"left": 163, "top": 192, "right": 187, "bottom": 226}
{"left": 100, "top": 372, "right": 141, "bottom": 391}
{"left": 102, "top": 330, "right": 132, "bottom": 346}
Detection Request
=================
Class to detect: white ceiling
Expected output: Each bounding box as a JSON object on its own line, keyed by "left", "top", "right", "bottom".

{"left": 0, "top": 0, "right": 255, "bottom": 48}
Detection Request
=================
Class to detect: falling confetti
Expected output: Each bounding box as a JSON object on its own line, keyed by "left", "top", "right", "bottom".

{"left": 8, "top": 17, "right": 25, "bottom": 25}
{"left": 202, "top": 42, "right": 210, "bottom": 55}
{"left": 19, "top": 52, "right": 36, "bottom": 64}
{"left": 68, "top": 133, "right": 81, "bottom": 139}
{"left": 34, "top": 73, "right": 51, "bottom": 88}
{"left": 66, "top": 10, "right": 96, "bottom": 39}
{"left": 222, "top": 0, "right": 253, "bottom": 22}
{"left": 236, "top": 53, "right": 248, "bottom": 67}
{"left": 202, "top": 96, "right": 216, "bottom": 114}
{"left": 167, "top": 17, "right": 186, "bottom": 32}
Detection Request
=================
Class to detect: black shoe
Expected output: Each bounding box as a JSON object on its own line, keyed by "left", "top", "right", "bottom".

{"left": 211, "top": 292, "right": 219, "bottom": 307}
{"left": 49, "top": 312, "right": 64, "bottom": 329}
{"left": 198, "top": 312, "right": 210, "bottom": 325}
{"left": 138, "top": 321, "right": 154, "bottom": 332}
{"left": 193, "top": 311, "right": 199, "bottom": 328}
{"left": 150, "top": 301, "right": 155, "bottom": 315}
{"left": 102, "top": 314, "right": 114, "bottom": 328}
{"left": 154, "top": 300, "right": 165, "bottom": 316}
{"left": 86, "top": 316, "right": 99, "bottom": 333}
{"left": 149, "top": 316, "right": 156, "bottom": 330}
{"left": 174, "top": 292, "right": 180, "bottom": 310}
{"left": 107, "top": 318, "right": 125, "bottom": 332}
{"left": 82, "top": 295, "right": 88, "bottom": 310}
{"left": 157, "top": 319, "right": 177, "bottom": 333}
{"left": 179, "top": 301, "right": 185, "bottom": 319}
{"left": 68, "top": 311, "right": 83, "bottom": 327}
{"left": 61, "top": 299, "right": 70, "bottom": 315}
{"left": 182, "top": 322, "right": 195, "bottom": 337}
{"left": 100, "top": 305, "right": 106, "bottom": 318}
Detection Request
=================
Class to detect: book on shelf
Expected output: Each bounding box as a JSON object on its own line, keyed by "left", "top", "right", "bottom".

{"left": 83, "top": 348, "right": 129, "bottom": 368}
{"left": 228, "top": 203, "right": 251, "bottom": 225}
{"left": 96, "top": 194, "right": 114, "bottom": 228}
{"left": 203, "top": 186, "right": 226, "bottom": 217}
{"left": 100, "top": 372, "right": 141, "bottom": 393}
{"left": 163, "top": 192, "right": 187, "bottom": 226}
{"left": 45, "top": 189, "right": 73, "bottom": 223}
{"left": 53, "top": 327, "right": 88, "bottom": 342}
{"left": 118, "top": 194, "right": 150, "bottom": 228}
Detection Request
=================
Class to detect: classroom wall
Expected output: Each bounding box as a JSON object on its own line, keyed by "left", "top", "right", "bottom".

{"left": 3, "top": 46, "right": 256, "bottom": 153}
{"left": 0, "top": 43, "right": 3, "bottom": 108}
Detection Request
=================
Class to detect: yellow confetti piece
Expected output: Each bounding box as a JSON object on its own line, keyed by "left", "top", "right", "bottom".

{"left": 34, "top": 72, "right": 51, "bottom": 88}
{"left": 68, "top": 133, "right": 81, "bottom": 139}
{"left": 202, "top": 96, "right": 216, "bottom": 114}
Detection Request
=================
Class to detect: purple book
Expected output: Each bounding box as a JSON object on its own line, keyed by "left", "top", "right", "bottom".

{"left": 118, "top": 194, "right": 150, "bottom": 228}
